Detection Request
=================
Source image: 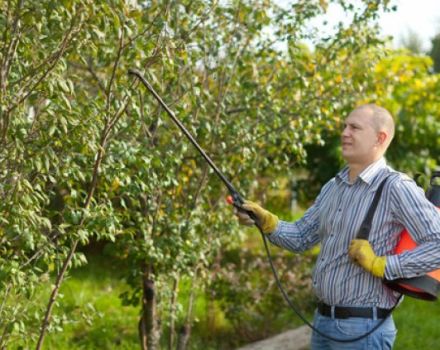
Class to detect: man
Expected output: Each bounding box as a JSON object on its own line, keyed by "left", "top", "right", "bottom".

{"left": 235, "top": 104, "right": 440, "bottom": 349}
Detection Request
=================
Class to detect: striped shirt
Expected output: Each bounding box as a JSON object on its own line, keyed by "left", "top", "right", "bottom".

{"left": 269, "top": 158, "right": 440, "bottom": 309}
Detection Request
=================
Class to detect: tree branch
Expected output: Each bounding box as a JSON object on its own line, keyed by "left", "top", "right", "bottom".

{"left": 35, "top": 82, "right": 128, "bottom": 350}
{"left": 0, "top": 0, "right": 23, "bottom": 95}
{"left": 6, "top": 10, "right": 84, "bottom": 118}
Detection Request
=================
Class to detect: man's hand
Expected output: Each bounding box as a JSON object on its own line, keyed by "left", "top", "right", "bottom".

{"left": 348, "top": 239, "right": 386, "bottom": 278}
{"left": 234, "top": 200, "right": 279, "bottom": 235}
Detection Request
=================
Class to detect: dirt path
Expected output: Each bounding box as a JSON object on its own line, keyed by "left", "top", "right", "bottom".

{"left": 236, "top": 325, "right": 311, "bottom": 350}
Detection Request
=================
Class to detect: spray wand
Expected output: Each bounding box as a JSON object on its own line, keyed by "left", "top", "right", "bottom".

{"left": 127, "top": 69, "right": 259, "bottom": 226}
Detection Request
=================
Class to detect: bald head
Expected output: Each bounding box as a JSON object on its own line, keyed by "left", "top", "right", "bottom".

{"left": 352, "top": 104, "right": 395, "bottom": 147}
{"left": 342, "top": 104, "right": 395, "bottom": 178}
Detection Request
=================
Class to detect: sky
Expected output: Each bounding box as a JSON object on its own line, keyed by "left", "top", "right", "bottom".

{"left": 277, "top": 0, "right": 440, "bottom": 52}
{"left": 378, "top": 0, "right": 440, "bottom": 51}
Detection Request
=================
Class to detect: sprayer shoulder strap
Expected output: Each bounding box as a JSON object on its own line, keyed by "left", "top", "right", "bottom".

{"left": 356, "top": 175, "right": 390, "bottom": 240}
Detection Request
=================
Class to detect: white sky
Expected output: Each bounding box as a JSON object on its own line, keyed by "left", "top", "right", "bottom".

{"left": 276, "top": 0, "right": 440, "bottom": 51}
{"left": 379, "top": 0, "right": 440, "bottom": 51}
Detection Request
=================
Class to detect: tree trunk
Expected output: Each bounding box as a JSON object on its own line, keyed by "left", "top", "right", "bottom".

{"left": 176, "top": 279, "right": 195, "bottom": 350}
{"left": 176, "top": 324, "right": 191, "bottom": 350}
{"left": 139, "top": 264, "right": 159, "bottom": 350}
{"left": 139, "top": 317, "right": 147, "bottom": 350}
{"left": 168, "top": 276, "right": 179, "bottom": 350}
{"left": 206, "top": 251, "right": 222, "bottom": 341}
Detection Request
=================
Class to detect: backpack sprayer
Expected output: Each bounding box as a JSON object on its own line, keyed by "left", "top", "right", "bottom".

{"left": 128, "top": 69, "right": 440, "bottom": 342}
{"left": 384, "top": 172, "right": 440, "bottom": 300}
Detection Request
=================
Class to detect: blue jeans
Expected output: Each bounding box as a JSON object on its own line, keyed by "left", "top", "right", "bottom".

{"left": 311, "top": 310, "right": 397, "bottom": 350}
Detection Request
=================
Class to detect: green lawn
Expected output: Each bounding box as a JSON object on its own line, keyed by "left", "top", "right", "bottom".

{"left": 43, "top": 254, "right": 140, "bottom": 349}
{"left": 393, "top": 296, "right": 440, "bottom": 349}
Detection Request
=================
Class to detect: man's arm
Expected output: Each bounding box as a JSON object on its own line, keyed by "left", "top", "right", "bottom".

{"left": 267, "top": 181, "right": 335, "bottom": 253}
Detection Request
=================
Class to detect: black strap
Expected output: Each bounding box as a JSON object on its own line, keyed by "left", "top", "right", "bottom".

{"left": 356, "top": 176, "right": 389, "bottom": 240}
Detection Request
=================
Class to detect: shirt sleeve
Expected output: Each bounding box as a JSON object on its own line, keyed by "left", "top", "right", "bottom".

{"left": 385, "top": 177, "right": 440, "bottom": 280}
{"left": 267, "top": 181, "right": 333, "bottom": 253}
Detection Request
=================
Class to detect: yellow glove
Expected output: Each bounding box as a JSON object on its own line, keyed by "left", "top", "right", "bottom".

{"left": 235, "top": 200, "right": 279, "bottom": 234}
{"left": 348, "top": 239, "right": 386, "bottom": 278}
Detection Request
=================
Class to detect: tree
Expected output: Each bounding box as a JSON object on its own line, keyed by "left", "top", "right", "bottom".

{"left": 429, "top": 33, "right": 440, "bottom": 73}
{"left": 399, "top": 29, "right": 424, "bottom": 54}
{"left": 372, "top": 52, "right": 440, "bottom": 174}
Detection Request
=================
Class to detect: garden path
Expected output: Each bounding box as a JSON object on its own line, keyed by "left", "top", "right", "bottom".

{"left": 236, "top": 325, "right": 311, "bottom": 350}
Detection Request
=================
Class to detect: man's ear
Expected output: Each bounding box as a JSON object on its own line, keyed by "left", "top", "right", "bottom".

{"left": 376, "top": 131, "right": 388, "bottom": 146}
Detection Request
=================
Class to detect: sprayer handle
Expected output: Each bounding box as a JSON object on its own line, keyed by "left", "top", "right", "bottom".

{"left": 226, "top": 195, "right": 263, "bottom": 231}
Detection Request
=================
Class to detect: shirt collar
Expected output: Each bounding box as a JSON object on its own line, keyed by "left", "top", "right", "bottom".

{"left": 336, "top": 158, "right": 387, "bottom": 185}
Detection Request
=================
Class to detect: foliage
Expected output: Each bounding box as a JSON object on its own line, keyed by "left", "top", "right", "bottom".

{"left": 372, "top": 52, "right": 440, "bottom": 176}
{"left": 212, "top": 243, "right": 316, "bottom": 346}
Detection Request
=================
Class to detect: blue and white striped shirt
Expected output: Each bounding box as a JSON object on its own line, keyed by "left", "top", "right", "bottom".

{"left": 269, "top": 158, "right": 440, "bottom": 308}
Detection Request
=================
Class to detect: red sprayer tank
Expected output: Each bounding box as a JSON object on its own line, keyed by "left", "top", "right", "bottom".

{"left": 385, "top": 172, "right": 440, "bottom": 301}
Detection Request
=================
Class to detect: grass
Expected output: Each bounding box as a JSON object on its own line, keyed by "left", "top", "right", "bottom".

{"left": 393, "top": 297, "right": 440, "bottom": 349}
{"left": 43, "top": 254, "right": 140, "bottom": 349}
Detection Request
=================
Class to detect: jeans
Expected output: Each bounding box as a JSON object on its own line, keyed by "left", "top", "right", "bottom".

{"left": 311, "top": 310, "right": 397, "bottom": 350}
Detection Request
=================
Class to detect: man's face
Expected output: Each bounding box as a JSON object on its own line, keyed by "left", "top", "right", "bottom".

{"left": 341, "top": 109, "right": 380, "bottom": 164}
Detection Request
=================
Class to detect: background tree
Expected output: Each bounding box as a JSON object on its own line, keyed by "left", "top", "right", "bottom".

{"left": 429, "top": 33, "right": 440, "bottom": 73}
{"left": 399, "top": 29, "right": 424, "bottom": 54}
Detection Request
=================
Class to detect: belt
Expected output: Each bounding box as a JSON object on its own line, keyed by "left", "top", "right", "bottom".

{"left": 317, "top": 303, "right": 391, "bottom": 319}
